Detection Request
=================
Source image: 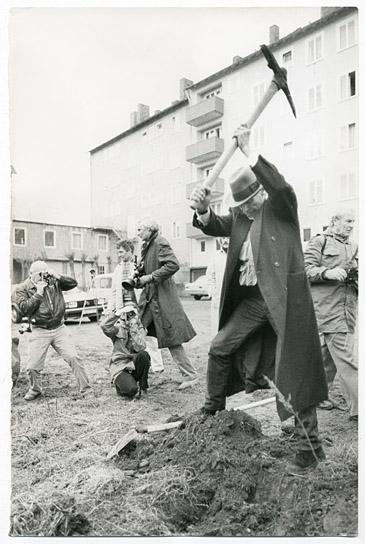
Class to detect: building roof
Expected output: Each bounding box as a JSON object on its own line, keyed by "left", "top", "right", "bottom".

{"left": 89, "top": 6, "right": 357, "bottom": 154}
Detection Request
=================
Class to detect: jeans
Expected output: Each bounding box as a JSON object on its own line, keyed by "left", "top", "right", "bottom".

{"left": 26, "top": 324, "right": 91, "bottom": 394}
{"left": 205, "top": 286, "right": 320, "bottom": 450}
{"left": 114, "top": 351, "right": 151, "bottom": 397}
{"left": 320, "top": 332, "right": 358, "bottom": 417}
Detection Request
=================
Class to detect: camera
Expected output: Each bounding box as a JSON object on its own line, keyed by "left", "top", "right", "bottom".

{"left": 40, "top": 272, "right": 56, "bottom": 286}
{"left": 19, "top": 324, "right": 32, "bottom": 335}
{"left": 122, "top": 261, "right": 145, "bottom": 291}
{"left": 345, "top": 267, "right": 358, "bottom": 284}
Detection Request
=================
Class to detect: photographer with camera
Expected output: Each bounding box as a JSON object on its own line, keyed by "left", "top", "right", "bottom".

{"left": 16, "top": 260, "right": 92, "bottom": 401}
{"left": 100, "top": 304, "right": 150, "bottom": 398}
{"left": 136, "top": 217, "right": 199, "bottom": 390}
{"left": 304, "top": 209, "right": 358, "bottom": 421}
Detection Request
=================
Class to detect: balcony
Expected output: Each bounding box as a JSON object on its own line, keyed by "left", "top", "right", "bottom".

{"left": 186, "top": 137, "right": 224, "bottom": 165}
{"left": 186, "top": 223, "right": 209, "bottom": 239}
{"left": 185, "top": 177, "right": 225, "bottom": 199}
{"left": 186, "top": 96, "right": 224, "bottom": 127}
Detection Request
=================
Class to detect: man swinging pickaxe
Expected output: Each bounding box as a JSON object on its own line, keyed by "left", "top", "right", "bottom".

{"left": 190, "top": 44, "right": 296, "bottom": 205}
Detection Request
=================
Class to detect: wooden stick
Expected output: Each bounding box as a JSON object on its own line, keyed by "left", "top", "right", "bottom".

{"left": 233, "top": 396, "right": 276, "bottom": 411}
{"left": 135, "top": 421, "right": 182, "bottom": 434}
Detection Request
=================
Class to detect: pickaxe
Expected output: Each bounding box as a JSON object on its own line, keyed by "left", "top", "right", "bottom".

{"left": 190, "top": 44, "right": 296, "bottom": 205}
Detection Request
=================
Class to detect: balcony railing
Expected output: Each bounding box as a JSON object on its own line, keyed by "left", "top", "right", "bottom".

{"left": 185, "top": 177, "right": 225, "bottom": 199}
{"left": 186, "top": 137, "right": 224, "bottom": 165}
{"left": 186, "top": 96, "right": 224, "bottom": 127}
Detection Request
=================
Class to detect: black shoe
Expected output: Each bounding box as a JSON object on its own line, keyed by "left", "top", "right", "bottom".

{"left": 199, "top": 406, "right": 220, "bottom": 416}
{"left": 287, "top": 446, "right": 326, "bottom": 474}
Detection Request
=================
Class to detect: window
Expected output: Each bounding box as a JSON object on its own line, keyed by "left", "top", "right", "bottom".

{"left": 306, "top": 32, "right": 324, "bottom": 64}
{"left": 98, "top": 265, "right": 105, "bottom": 275}
{"left": 306, "top": 131, "right": 324, "bottom": 159}
{"left": 71, "top": 232, "right": 83, "bottom": 250}
{"left": 171, "top": 185, "right": 181, "bottom": 204}
{"left": 339, "top": 173, "right": 357, "bottom": 200}
{"left": 211, "top": 201, "right": 222, "bottom": 215}
{"left": 14, "top": 227, "right": 26, "bottom": 246}
{"left": 307, "top": 83, "right": 323, "bottom": 111}
{"left": 204, "top": 126, "right": 221, "bottom": 139}
{"left": 282, "top": 141, "right": 294, "bottom": 159}
{"left": 283, "top": 50, "right": 293, "bottom": 65}
{"left": 339, "top": 71, "right": 356, "bottom": 100}
{"left": 339, "top": 123, "right": 356, "bottom": 151}
{"left": 303, "top": 228, "right": 311, "bottom": 242}
{"left": 252, "top": 125, "right": 265, "bottom": 149}
{"left": 170, "top": 149, "right": 181, "bottom": 169}
{"left": 44, "top": 230, "right": 55, "bottom": 248}
{"left": 172, "top": 221, "right": 181, "bottom": 239}
{"left": 200, "top": 241, "right": 206, "bottom": 252}
{"left": 253, "top": 82, "right": 265, "bottom": 106}
{"left": 309, "top": 179, "right": 324, "bottom": 205}
{"left": 97, "top": 234, "right": 108, "bottom": 251}
{"left": 203, "top": 87, "right": 222, "bottom": 99}
{"left": 337, "top": 18, "right": 356, "bottom": 51}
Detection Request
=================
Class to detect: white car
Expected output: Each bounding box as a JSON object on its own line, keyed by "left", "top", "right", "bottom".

{"left": 89, "top": 273, "right": 113, "bottom": 309}
{"left": 184, "top": 275, "right": 210, "bottom": 300}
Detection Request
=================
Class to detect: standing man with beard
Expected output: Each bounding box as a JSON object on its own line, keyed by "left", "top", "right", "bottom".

{"left": 304, "top": 209, "right": 358, "bottom": 421}
{"left": 136, "top": 217, "right": 199, "bottom": 390}
{"left": 190, "top": 124, "right": 328, "bottom": 474}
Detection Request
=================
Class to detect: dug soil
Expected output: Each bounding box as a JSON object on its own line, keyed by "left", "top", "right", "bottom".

{"left": 9, "top": 299, "right": 358, "bottom": 537}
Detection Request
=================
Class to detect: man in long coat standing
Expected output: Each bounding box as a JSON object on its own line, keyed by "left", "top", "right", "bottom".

{"left": 136, "top": 217, "right": 199, "bottom": 390}
{"left": 190, "top": 125, "right": 328, "bottom": 473}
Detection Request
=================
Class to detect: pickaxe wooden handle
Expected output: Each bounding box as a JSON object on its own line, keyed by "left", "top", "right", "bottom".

{"left": 190, "top": 44, "right": 296, "bottom": 198}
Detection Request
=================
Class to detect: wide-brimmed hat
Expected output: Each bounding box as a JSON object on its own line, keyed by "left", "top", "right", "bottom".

{"left": 225, "top": 165, "right": 262, "bottom": 208}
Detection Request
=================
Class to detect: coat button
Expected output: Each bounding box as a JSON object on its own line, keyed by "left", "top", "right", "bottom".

{"left": 271, "top": 236, "right": 277, "bottom": 241}
{"left": 274, "top": 261, "right": 280, "bottom": 267}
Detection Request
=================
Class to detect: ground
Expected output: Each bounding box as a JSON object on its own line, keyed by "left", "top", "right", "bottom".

{"left": 9, "top": 299, "right": 358, "bottom": 537}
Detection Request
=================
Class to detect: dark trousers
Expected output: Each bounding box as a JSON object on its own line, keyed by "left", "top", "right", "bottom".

{"left": 205, "top": 286, "right": 320, "bottom": 450}
{"left": 114, "top": 351, "right": 151, "bottom": 398}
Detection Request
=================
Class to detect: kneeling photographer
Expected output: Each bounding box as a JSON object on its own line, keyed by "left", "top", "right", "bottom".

{"left": 304, "top": 208, "right": 358, "bottom": 421}
{"left": 100, "top": 304, "right": 150, "bottom": 398}
{"left": 16, "top": 260, "right": 92, "bottom": 401}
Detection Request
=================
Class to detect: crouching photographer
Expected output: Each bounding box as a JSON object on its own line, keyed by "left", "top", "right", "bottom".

{"left": 16, "top": 260, "right": 92, "bottom": 401}
{"left": 304, "top": 208, "right": 358, "bottom": 421}
{"left": 100, "top": 304, "right": 150, "bottom": 399}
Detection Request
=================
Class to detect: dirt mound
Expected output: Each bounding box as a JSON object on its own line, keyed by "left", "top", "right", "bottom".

{"left": 110, "top": 409, "right": 357, "bottom": 536}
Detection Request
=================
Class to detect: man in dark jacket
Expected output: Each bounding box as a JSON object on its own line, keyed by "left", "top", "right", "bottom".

{"left": 136, "top": 217, "right": 199, "bottom": 390}
{"left": 16, "top": 260, "right": 92, "bottom": 401}
{"left": 190, "top": 125, "right": 328, "bottom": 473}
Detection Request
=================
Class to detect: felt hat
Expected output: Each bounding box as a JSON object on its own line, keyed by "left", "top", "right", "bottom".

{"left": 225, "top": 165, "right": 262, "bottom": 208}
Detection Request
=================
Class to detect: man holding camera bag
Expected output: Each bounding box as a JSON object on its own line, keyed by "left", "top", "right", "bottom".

{"left": 16, "top": 260, "right": 92, "bottom": 401}
{"left": 304, "top": 209, "right": 358, "bottom": 421}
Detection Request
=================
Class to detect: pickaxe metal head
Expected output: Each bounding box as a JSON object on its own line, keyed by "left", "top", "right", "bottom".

{"left": 260, "top": 44, "right": 296, "bottom": 118}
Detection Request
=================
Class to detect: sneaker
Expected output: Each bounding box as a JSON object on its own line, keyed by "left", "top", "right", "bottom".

{"left": 287, "top": 445, "right": 326, "bottom": 475}
{"left": 24, "top": 391, "right": 41, "bottom": 401}
{"left": 178, "top": 378, "right": 199, "bottom": 390}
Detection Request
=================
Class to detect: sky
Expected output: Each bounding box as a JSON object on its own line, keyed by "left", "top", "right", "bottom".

{"left": 5, "top": 3, "right": 324, "bottom": 227}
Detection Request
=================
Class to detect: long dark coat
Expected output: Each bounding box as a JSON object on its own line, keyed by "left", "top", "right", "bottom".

{"left": 138, "top": 234, "right": 196, "bottom": 349}
{"left": 193, "top": 155, "right": 328, "bottom": 419}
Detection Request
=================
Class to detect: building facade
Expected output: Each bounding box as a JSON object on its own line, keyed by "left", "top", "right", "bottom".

{"left": 90, "top": 7, "right": 358, "bottom": 282}
{"left": 11, "top": 220, "right": 120, "bottom": 287}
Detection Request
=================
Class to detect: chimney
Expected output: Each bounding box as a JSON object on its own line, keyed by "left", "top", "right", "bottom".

{"left": 321, "top": 7, "right": 339, "bottom": 18}
{"left": 180, "top": 77, "right": 193, "bottom": 100}
{"left": 137, "top": 103, "right": 150, "bottom": 123}
{"left": 233, "top": 56, "right": 243, "bottom": 64}
{"left": 269, "top": 24, "right": 279, "bottom": 44}
{"left": 154, "top": 110, "right": 161, "bottom": 116}
{"left": 130, "top": 111, "right": 137, "bottom": 127}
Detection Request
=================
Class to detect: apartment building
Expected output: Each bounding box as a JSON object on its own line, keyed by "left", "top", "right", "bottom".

{"left": 90, "top": 7, "right": 358, "bottom": 282}
{"left": 11, "top": 220, "right": 119, "bottom": 287}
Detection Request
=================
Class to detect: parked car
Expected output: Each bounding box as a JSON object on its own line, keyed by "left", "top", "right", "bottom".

{"left": 89, "top": 273, "right": 113, "bottom": 308}
{"left": 11, "top": 284, "right": 104, "bottom": 323}
{"left": 184, "top": 275, "right": 210, "bottom": 300}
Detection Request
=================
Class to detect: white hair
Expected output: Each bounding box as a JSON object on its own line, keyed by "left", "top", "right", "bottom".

{"left": 137, "top": 216, "right": 159, "bottom": 233}
{"left": 329, "top": 207, "right": 355, "bottom": 227}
